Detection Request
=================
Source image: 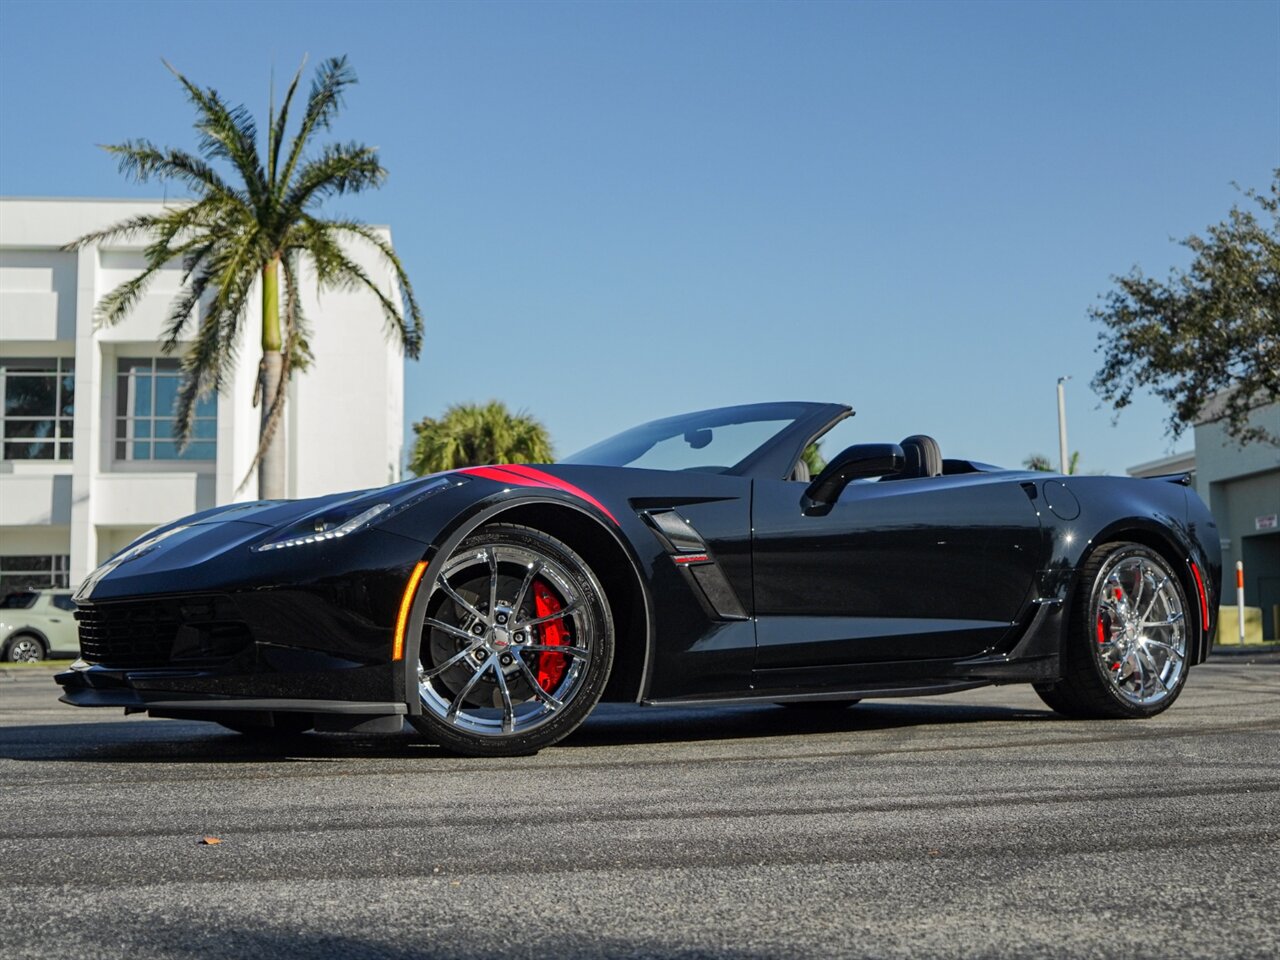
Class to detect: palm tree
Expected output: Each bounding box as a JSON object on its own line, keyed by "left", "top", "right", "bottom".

{"left": 65, "top": 56, "right": 422, "bottom": 497}
{"left": 409, "top": 401, "right": 553, "bottom": 475}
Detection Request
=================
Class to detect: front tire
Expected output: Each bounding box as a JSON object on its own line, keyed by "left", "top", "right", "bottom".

{"left": 1035, "top": 542, "right": 1191, "bottom": 719}
{"left": 409, "top": 524, "right": 614, "bottom": 757}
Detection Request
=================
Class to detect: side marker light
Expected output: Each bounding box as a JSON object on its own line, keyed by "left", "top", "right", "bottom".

{"left": 393, "top": 561, "right": 428, "bottom": 661}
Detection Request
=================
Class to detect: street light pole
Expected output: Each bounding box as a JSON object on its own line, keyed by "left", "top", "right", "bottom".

{"left": 1057, "top": 376, "right": 1071, "bottom": 475}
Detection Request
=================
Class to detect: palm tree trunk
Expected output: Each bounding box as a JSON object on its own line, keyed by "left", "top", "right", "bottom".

{"left": 258, "top": 256, "right": 287, "bottom": 499}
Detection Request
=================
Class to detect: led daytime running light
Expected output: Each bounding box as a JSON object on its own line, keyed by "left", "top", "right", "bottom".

{"left": 256, "top": 502, "right": 391, "bottom": 551}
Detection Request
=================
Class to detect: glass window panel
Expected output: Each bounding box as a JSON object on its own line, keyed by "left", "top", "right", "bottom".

{"left": 152, "top": 440, "right": 181, "bottom": 459}
{"left": 60, "top": 375, "right": 75, "bottom": 415}
{"left": 6, "top": 419, "right": 55, "bottom": 439}
{"left": 154, "top": 358, "right": 181, "bottom": 373}
{"left": 59, "top": 441, "right": 73, "bottom": 459}
{"left": 115, "top": 439, "right": 127, "bottom": 460}
{"left": 134, "top": 373, "right": 153, "bottom": 416}
{"left": 5, "top": 376, "right": 57, "bottom": 417}
{"left": 184, "top": 441, "right": 216, "bottom": 460}
{"left": 134, "top": 420, "right": 153, "bottom": 439}
{"left": 191, "top": 419, "right": 217, "bottom": 440}
{"left": 195, "top": 393, "right": 218, "bottom": 417}
{"left": 154, "top": 375, "right": 179, "bottom": 417}
{"left": 0, "top": 556, "right": 52, "bottom": 571}
{"left": 5, "top": 441, "right": 53, "bottom": 459}
{"left": 157, "top": 418, "right": 177, "bottom": 440}
{"left": 133, "top": 441, "right": 151, "bottom": 459}
{"left": 119, "top": 358, "right": 153, "bottom": 375}
{"left": 60, "top": 418, "right": 74, "bottom": 438}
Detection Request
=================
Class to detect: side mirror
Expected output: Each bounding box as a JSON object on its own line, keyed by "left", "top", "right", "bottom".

{"left": 802, "top": 443, "right": 904, "bottom": 515}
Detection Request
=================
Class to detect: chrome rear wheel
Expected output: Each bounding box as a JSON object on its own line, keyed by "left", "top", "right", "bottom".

{"left": 1035, "top": 542, "right": 1192, "bottom": 719}
{"left": 1090, "top": 549, "right": 1187, "bottom": 708}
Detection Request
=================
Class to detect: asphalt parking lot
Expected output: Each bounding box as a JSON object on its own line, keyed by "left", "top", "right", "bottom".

{"left": 1, "top": 654, "right": 1277, "bottom": 960}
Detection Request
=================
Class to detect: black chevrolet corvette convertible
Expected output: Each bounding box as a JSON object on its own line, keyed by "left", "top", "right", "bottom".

{"left": 59, "top": 402, "right": 1221, "bottom": 756}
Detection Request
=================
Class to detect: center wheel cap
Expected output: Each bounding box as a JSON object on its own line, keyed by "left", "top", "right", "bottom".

{"left": 489, "top": 627, "right": 511, "bottom": 651}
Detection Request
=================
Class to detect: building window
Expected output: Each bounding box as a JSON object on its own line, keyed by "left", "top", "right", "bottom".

{"left": 1, "top": 357, "right": 74, "bottom": 460}
{"left": 115, "top": 358, "right": 216, "bottom": 461}
{"left": 0, "top": 555, "right": 70, "bottom": 591}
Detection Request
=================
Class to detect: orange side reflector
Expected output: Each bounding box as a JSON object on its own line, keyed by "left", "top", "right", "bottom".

{"left": 393, "top": 561, "right": 428, "bottom": 661}
{"left": 1189, "top": 561, "right": 1210, "bottom": 633}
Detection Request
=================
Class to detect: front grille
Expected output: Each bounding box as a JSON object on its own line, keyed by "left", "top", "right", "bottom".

{"left": 76, "top": 595, "right": 253, "bottom": 668}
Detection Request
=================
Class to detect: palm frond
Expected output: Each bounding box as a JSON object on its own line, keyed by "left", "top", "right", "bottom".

{"left": 277, "top": 55, "right": 356, "bottom": 192}
{"left": 283, "top": 143, "right": 384, "bottom": 211}
{"left": 298, "top": 226, "right": 421, "bottom": 357}
{"left": 314, "top": 217, "right": 424, "bottom": 356}
{"left": 268, "top": 58, "right": 306, "bottom": 187}
{"left": 171, "top": 263, "right": 251, "bottom": 446}
{"left": 100, "top": 141, "right": 246, "bottom": 207}
{"left": 163, "top": 60, "right": 268, "bottom": 209}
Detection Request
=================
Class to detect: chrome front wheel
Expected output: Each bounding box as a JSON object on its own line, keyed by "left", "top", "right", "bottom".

{"left": 409, "top": 524, "right": 614, "bottom": 756}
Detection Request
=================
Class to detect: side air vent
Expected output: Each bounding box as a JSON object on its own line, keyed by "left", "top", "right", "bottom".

{"left": 643, "top": 509, "right": 707, "bottom": 554}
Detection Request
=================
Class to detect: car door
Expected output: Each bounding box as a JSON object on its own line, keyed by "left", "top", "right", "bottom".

{"left": 750, "top": 471, "right": 1043, "bottom": 669}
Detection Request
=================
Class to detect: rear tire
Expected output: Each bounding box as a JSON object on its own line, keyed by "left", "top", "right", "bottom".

{"left": 409, "top": 524, "right": 614, "bottom": 757}
{"left": 1035, "top": 542, "right": 1191, "bottom": 719}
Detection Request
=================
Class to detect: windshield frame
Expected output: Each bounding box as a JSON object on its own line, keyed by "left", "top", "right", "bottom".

{"left": 562, "top": 402, "right": 853, "bottom": 479}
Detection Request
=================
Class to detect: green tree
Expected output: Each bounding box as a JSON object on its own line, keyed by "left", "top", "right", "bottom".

{"left": 800, "top": 442, "right": 826, "bottom": 477}
{"left": 1091, "top": 170, "right": 1280, "bottom": 447}
{"left": 66, "top": 57, "right": 423, "bottom": 497}
{"left": 1024, "top": 452, "right": 1080, "bottom": 474}
{"left": 409, "top": 401, "right": 553, "bottom": 475}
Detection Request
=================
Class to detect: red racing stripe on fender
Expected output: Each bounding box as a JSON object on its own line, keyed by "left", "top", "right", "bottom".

{"left": 458, "top": 465, "right": 618, "bottom": 524}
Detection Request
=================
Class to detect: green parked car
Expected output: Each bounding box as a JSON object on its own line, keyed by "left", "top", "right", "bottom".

{"left": 1, "top": 589, "right": 79, "bottom": 662}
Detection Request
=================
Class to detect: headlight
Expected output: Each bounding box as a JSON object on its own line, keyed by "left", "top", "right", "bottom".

{"left": 251, "top": 475, "right": 464, "bottom": 553}
{"left": 253, "top": 502, "right": 391, "bottom": 552}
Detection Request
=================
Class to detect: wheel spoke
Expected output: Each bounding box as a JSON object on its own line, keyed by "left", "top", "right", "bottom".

{"left": 423, "top": 640, "right": 486, "bottom": 679}
{"left": 1136, "top": 645, "right": 1169, "bottom": 692}
{"left": 425, "top": 618, "right": 479, "bottom": 643}
{"left": 487, "top": 547, "right": 499, "bottom": 622}
{"left": 1141, "top": 612, "right": 1184, "bottom": 629}
{"left": 510, "top": 561, "right": 542, "bottom": 620}
{"left": 522, "top": 643, "right": 590, "bottom": 660}
{"left": 439, "top": 576, "right": 486, "bottom": 623}
{"left": 512, "top": 656, "right": 564, "bottom": 711}
{"left": 1138, "top": 575, "right": 1170, "bottom": 622}
{"left": 517, "top": 601, "right": 580, "bottom": 630}
{"left": 446, "top": 655, "right": 494, "bottom": 721}
{"left": 494, "top": 664, "right": 516, "bottom": 734}
{"left": 1130, "top": 567, "right": 1147, "bottom": 613}
{"left": 1141, "top": 637, "right": 1184, "bottom": 661}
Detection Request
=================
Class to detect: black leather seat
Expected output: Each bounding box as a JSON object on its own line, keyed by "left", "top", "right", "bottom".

{"left": 893, "top": 434, "right": 943, "bottom": 479}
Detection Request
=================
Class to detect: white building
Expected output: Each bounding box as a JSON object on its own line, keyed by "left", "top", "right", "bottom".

{"left": 0, "top": 198, "right": 405, "bottom": 592}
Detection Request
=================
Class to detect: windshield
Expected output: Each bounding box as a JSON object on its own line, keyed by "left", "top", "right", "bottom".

{"left": 563, "top": 403, "right": 815, "bottom": 474}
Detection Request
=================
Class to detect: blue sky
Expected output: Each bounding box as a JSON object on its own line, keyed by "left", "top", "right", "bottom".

{"left": 1, "top": 0, "right": 1276, "bottom": 474}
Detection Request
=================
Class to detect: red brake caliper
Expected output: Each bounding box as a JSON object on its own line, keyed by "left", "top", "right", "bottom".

{"left": 533, "top": 581, "right": 569, "bottom": 692}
